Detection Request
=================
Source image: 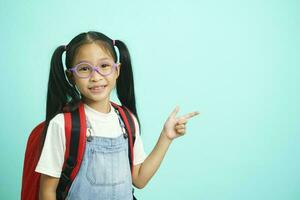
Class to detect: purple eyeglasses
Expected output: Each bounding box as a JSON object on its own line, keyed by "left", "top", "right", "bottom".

{"left": 68, "top": 60, "right": 119, "bottom": 78}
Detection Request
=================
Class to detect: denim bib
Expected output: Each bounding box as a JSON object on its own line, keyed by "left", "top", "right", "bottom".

{"left": 66, "top": 108, "right": 133, "bottom": 200}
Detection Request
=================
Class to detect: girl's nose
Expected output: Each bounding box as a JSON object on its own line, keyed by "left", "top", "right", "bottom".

{"left": 90, "top": 69, "right": 104, "bottom": 81}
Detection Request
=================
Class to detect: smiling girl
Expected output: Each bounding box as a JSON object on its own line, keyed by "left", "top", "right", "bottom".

{"left": 35, "top": 31, "right": 199, "bottom": 200}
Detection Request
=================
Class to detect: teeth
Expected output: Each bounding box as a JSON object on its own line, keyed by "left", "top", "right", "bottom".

{"left": 90, "top": 86, "right": 105, "bottom": 89}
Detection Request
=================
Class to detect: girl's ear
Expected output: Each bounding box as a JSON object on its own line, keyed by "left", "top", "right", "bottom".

{"left": 65, "top": 69, "right": 75, "bottom": 85}
{"left": 116, "top": 63, "right": 121, "bottom": 79}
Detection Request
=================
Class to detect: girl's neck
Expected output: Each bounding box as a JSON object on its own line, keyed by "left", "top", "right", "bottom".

{"left": 82, "top": 98, "right": 111, "bottom": 114}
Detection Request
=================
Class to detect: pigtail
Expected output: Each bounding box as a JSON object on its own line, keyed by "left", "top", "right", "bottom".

{"left": 46, "top": 45, "right": 81, "bottom": 120}
{"left": 114, "top": 40, "right": 141, "bottom": 131}
{"left": 40, "top": 45, "right": 81, "bottom": 152}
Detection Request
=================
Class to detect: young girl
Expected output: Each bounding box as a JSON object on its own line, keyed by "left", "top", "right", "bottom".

{"left": 35, "top": 31, "right": 199, "bottom": 200}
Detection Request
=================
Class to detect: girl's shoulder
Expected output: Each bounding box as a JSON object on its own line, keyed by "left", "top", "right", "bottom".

{"left": 48, "top": 112, "right": 65, "bottom": 129}
{"left": 44, "top": 113, "right": 66, "bottom": 144}
{"left": 130, "top": 113, "right": 138, "bottom": 125}
{"left": 127, "top": 113, "right": 140, "bottom": 135}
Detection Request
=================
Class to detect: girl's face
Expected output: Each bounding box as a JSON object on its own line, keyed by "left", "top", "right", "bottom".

{"left": 67, "top": 43, "right": 120, "bottom": 105}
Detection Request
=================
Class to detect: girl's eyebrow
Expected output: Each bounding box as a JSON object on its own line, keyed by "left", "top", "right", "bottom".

{"left": 75, "top": 58, "right": 111, "bottom": 65}
{"left": 98, "top": 57, "right": 110, "bottom": 61}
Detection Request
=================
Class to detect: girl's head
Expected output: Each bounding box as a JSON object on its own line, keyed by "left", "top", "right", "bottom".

{"left": 44, "top": 31, "right": 140, "bottom": 132}
{"left": 66, "top": 42, "right": 121, "bottom": 107}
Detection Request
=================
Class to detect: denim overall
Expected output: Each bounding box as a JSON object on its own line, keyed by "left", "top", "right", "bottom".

{"left": 66, "top": 108, "right": 134, "bottom": 200}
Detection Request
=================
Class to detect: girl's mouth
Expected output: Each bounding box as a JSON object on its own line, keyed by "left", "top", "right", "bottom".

{"left": 89, "top": 85, "right": 107, "bottom": 93}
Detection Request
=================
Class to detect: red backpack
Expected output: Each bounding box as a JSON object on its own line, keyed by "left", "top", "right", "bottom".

{"left": 21, "top": 101, "right": 138, "bottom": 200}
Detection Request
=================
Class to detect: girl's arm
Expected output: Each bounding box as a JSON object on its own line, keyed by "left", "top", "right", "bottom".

{"left": 132, "top": 130, "right": 172, "bottom": 189}
{"left": 39, "top": 174, "right": 59, "bottom": 200}
{"left": 132, "top": 106, "right": 199, "bottom": 188}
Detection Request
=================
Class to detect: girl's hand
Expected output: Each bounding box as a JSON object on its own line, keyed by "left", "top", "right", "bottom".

{"left": 162, "top": 106, "right": 200, "bottom": 141}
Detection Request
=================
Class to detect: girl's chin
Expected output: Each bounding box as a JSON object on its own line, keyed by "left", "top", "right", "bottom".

{"left": 87, "top": 92, "right": 107, "bottom": 99}
{"left": 84, "top": 95, "right": 108, "bottom": 103}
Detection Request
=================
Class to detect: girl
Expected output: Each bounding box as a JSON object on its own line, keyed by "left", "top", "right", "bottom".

{"left": 35, "top": 31, "right": 199, "bottom": 200}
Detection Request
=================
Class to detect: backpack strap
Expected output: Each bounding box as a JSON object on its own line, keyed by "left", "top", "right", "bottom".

{"left": 122, "top": 106, "right": 137, "bottom": 173}
{"left": 56, "top": 102, "right": 87, "bottom": 200}
{"left": 111, "top": 102, "right": 137, "bottom": 175}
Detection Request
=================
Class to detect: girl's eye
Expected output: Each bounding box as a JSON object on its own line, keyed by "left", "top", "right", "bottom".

{"left": 78, "top": 66, "right": 90, "bottom": 71}
{"left": 101, "top": 64, "right": 110, "bottom": 68}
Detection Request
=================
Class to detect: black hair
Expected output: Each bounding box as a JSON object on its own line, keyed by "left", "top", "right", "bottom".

{"left": 40, "top": 31, "right": 141, "bottom": 151}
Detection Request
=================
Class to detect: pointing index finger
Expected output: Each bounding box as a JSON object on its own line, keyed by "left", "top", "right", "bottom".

{"left": 182, "top": 111, "right": 200, "bottom": 120}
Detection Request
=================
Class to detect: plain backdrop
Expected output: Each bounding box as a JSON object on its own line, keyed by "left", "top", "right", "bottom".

{"left": 0, "top": 0, "right": 299, "bottom": 199}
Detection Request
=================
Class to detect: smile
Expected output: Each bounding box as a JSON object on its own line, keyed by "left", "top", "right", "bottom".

{"left": 89, "top": 85, "right": 107, "bottom": 93}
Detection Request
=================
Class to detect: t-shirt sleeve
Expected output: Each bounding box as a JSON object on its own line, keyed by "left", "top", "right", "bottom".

{"left": 131, "top": 114, "right": 148, "bottom": 165}
{"left": 35, "top": 113, "right": 66, "bottom": 178}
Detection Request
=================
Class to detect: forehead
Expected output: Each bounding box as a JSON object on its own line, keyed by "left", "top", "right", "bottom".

{"left": 73, "top": 43, "right": 113, "bottom": 64}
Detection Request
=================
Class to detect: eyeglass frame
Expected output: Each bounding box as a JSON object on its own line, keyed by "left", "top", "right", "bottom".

{"left": 68, "top": 60, "right": 120, "bottom": 79}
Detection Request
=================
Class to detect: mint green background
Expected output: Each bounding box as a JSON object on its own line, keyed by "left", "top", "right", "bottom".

{"left": 1, "top": 0, "right": 299, "bottom": 199}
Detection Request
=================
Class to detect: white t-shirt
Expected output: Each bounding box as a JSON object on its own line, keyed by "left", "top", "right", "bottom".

{"left": 35, "top": 102, "right": 147, "bottom": 178}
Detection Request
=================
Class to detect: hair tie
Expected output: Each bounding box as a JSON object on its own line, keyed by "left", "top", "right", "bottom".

{"left": 112, "top": 40, "right": 116, "bottom": 46}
